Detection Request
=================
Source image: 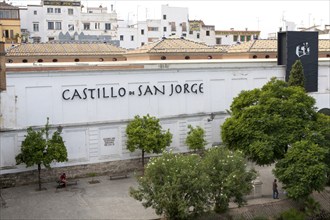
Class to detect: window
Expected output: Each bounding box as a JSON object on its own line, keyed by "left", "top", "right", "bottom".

{"left": 206, "top": 30, "right": 210, "bottom": 36}
{"left": 148, "top": 27, "right": 159, "bottom": 31}
{"left": 105, "top": 23, "right": 111, "bottom": 30}
{"left": 55, "top": 8, "right": 61, "bottom": 13}
{"left": 83, "top": 23, "right": 90, "bottom": 30}
{"left": 216, "top": 38, "right": 221, "bottom": 44}
{"left": 141, "top": 42, "right": 145, "bottom": 46}
{"left": 47, "top": 8, "right": 53, "bottom": 13}
{"left": 48, "top": 37, "right": 55, "bottom": 41}
{"left": 131, "top": 35, "right": 134, "bottom": 41}
{"left": 247, "top": 35, "right": 251, "bottom": 41}
{"left": 163, "top": 27, "right": 167, "bottom": 32}
{"left": 163, "top": 14, "right": 166, "bottom": 20}
{"left": 170, "top": 22, "right": 176, "bottom": 32}
{"left": 189, "top": 30, "right": 193, "bottom": 35}
{"left": 141, "top": 29, "right": 144, "bottom": 35}
{"left": 68, "top": 24, "right": 74, "bottom": 31}
{"left": 33, "top": 23, "right": 39, "bottom": 32}
{"left": 181, "top": 22, "right": 187, "bottom": 32}
{"left": 34, "top": 10, "right": 37, "bottom": 15}
{"left": 233, "top": 35, "right": 238, "bottom": 41}
{"left": 182, "top": 33, "right": 186, "bottom": 37}
{"left": 197, "top": 33, "right": 200, "bottom": 39}
{"left": 68, "top": 9, "right": 73, "bottom": 15}
{"left": 240, "top": 35, "right": 245, "bottom": 42}
{"left": 120, "top": 35, "right": 124, "bottom": 41}
{"left": 32, "top": 37, "right": 40, "bottom": 43}
{"left": 95, "top": 23, "right": 100, "bottom": 30}
{"left": 48, "top": 22, "right": 54, "bottom": 30}
{"left": 55, "top": 22, "right": 61, "bottom": 30}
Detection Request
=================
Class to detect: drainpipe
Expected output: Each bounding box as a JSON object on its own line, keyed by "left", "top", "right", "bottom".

{"left": 0, "top": 41, "right": 6, "bottom": 129}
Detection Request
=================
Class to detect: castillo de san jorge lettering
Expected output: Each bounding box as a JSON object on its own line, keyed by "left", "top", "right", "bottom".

{"left": 62, "top": 83, "right": 204, "bottom": 100}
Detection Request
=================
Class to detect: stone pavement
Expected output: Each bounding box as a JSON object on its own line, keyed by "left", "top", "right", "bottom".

{"left": 0, "top": 165, "right": 328, "bottom": 220}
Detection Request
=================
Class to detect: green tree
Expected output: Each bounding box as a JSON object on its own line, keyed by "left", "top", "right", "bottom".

{"left": 126, "top": 114, "right": 172, "bottom": 168}
{"left": 288, "top": 60, "right": 305, "bottom": 88}
{"left": 221, "top": 78, "right": 330, "bottom": 201}
{"left": 201, "top": 146, "right": 256, "bottom": 213}
{"left": 274, "top": 140, "right": 328, "bottom": 200}
{"left": 185, "top": 125, "right": 207, "bottom": 152}
{"left": 15, "top": 118, "right": 68, "bottom": 190}
{"left": 221, "top": 78, "right": 317, "bottom": 165}
{"left": 130, "top": 151, "right": 210, "bottom": 220}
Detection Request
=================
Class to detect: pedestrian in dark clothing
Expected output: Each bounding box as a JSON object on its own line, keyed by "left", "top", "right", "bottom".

{"left": 273, "top": 179, "right": 279, "bottom": 199}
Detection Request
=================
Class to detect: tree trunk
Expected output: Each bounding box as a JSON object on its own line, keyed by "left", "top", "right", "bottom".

{"left": 38, "top": 163, "right": 41, "bottom": 190}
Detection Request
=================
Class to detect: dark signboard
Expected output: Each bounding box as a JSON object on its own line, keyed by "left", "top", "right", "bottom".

{"left": 277, "top": 31, "right": 318, "bottom": 92}
{"left": 43, "top": 1, "right": 81, "bottom": 6}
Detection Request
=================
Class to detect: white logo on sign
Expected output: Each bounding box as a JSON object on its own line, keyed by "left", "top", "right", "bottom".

{"left": 296, "top": 42, "right": 310, "bottom": 58}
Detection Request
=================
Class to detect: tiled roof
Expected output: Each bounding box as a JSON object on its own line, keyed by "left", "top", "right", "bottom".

{"left": 127, "top": 37, "right": 223, "bottom": 54}
{"left": 227, "top": 39, "right": 330, "bottom": 53}
{"left": 319, "top": 39, "right": 330, "bottom": 52}
{"left": 6, "top": 42, "right": 127, "bottom": 56}
{"left": 0, "top": 2, "right": 19, "bottom": 9}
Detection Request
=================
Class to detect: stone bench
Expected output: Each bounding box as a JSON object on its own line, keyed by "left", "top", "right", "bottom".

{"left": 109, "top": 173, "right": 128, "bottom": 180}
{"left": 56, "top": 179, "right": 79, "bottom": 188}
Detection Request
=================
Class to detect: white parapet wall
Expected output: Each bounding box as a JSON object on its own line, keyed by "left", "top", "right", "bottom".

{"left": 0, "top": 59, "right": 329, "bottom": 175}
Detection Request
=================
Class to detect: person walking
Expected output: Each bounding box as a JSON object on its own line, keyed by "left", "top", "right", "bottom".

{"left": 273, "top": 179, "right": 279, "bottom": 199}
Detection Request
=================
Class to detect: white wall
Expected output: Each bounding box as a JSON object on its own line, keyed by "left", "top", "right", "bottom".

{"left": 1, "top": 59, "right": 329, "bottom": 174}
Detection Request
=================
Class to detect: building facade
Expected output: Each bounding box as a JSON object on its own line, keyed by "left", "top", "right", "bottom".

{"left": 19, "top": 0, "right": 118, "bottom": 43}
{"left": 0, "top": 2, "right": 21, "bottom": 46}
{"left": 0, "top": 58, "right": 329, "bottom": 185}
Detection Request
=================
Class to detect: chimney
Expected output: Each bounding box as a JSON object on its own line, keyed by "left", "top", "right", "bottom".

{"left": 0, "top": 42, "right": 6, "bottom": 91}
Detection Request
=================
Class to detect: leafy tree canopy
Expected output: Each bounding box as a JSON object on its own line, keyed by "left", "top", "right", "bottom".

{"left": 15, "top": 118, "right": 68, "bottom": 190}
{"left": 221, "top": 78, "right": 317, "bottom": 165}
{"left": 185, "top": 125, "right": 207, "bottom": 152}
{"left": 130, "top": 151, "right": 209, "bottom": 220}
{"left": 288, "top": 59, "right": 305, "bottom": 88}
{"left": 274, "top": 140, "right": 328, "bottom": 200}
{"left": 201, "top": 146, "right": 256, "bottom": 213}
{"left": 126, "top": 114, "right": 172, "bottom": 167}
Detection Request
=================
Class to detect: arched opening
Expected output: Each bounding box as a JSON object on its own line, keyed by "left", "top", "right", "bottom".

{"left": 37, "top": 59, "right": 43, "bottom": 63}
{"left": 207, "top": 55, "right": 213, "bottom": 59}
{"left": 161, "top": 56, "right": 166, "bottom": 60}
{"left": 185, "top": 56, "right": 190, "bottom": 60}
{"left": 265, "top": 55, "right": 270, "bottom": 58}
{"left": 22, "top": 59, "right": 28, "bottom": 63}
{"left": 7, "top": 59, "right": 13, "bottom": 63}
{"left": 99, "top": 58, "right": 104, "bottom": 62}
{"left": 112, "top": 58, "right": 117, "bottom": 61}
{"left": 252, "top": 55, "right": 257, "bottom": 59}
{"left": 52, "top": 59, "right": 58, "bottom": 62}
{"left": 74, "top": 58, "right": 80, "bottom": 62}
{"left": 326, "top": 54, "right": 330, "bottom": 57}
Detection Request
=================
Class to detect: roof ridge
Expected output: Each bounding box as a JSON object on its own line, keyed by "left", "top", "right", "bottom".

{"left": 248, "top": 40, "right": 257, "bottom": 52}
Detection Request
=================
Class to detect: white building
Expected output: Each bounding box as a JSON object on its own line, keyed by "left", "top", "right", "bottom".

{"left": 0, "top": 58, "right": 329, "bottom": 182}
{"left": 20, "top": 0, "right": 118, "bottom": 43}
{"left": 117, "top": 5, "right": 189, "bottom": 49}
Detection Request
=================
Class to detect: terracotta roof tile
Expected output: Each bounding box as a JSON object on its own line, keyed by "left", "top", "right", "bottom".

{"left": 6, "top": 42, "right": 127, "bottom": 56}
{"left": 226, "top": 39, "right": 330, "bottom": 53}
{"left": 128, "top": 37, "right": 222, "bottom": 54}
